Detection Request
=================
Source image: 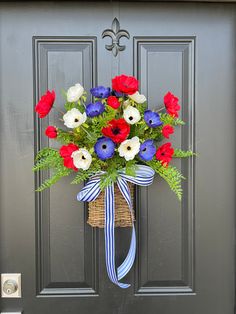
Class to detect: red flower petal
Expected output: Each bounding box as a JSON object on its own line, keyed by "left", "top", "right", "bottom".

{"left": 45, "top": 126, "right": 57, "bottom": 139}
{"left": 112, "top": 75, "right": 139, "bottom": 95}
{"left": 102, "top": 118, "right": 130, "bottom": 143}
{"left": 162, "top": 125, "right": 174, "bottom": 139}
{"left": 164, "top": 92, "right": 180, "bottom": 118}
{"left": 156, "top": 142, "right": 174, "bottom": 166}
{"left": 107, "top": 96, "right": 120, "bottom": 109}
{"left": 35, "top": 90, "right": 55, "bottom": 118}
{"left": 59, "top": 143, "right": 79, "bottom": 171}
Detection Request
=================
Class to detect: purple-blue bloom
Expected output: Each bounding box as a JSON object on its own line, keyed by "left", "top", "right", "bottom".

{"left": 144, "top": 110, "right": 163, "bottom": 128}
{"left": 86, "top": 102, "right": 105, "bottom": 117}
{"left": 94, "top": 137, "right": 115, "bottom": 160}
{"left": 139, "top": 139, "right": 156, "bottom": 161}
{"left": 90, "top": 86, "right": 111, "bottom": 98}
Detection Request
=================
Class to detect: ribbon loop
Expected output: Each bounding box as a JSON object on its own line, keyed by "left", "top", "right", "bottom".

{"left": 77, "top": 165, "right": 155, "bottom": 288}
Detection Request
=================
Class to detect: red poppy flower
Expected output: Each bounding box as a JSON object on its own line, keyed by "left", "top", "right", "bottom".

{"left": 102, "top": 118, "right": 130, "bottom": 143}
{"left": 45, "top": 126, "right": 57, "bottom": 139}
{"left": 156, "top": 142, "right": 174, "bottom": 167}
{"left": 59, "top": 143, "right": 79, "bottom": 171}
{"left": 162, "top": 125, "right": 174, "bottom": 139}
{"left": 107, "top": 96, "right": 120, "bottom": 109}
{"left": 164, "top": 92, "right": 180, "bottom": 118}
{"left": 112, "top": 75, "right": 139, "bottom": 95}
{"left": 35, "top": 90, "right": 55, "bottom": 118}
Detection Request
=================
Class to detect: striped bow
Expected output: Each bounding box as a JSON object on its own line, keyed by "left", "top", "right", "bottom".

{"left": 77, "top": 165, "right": 155, "bottom": 288}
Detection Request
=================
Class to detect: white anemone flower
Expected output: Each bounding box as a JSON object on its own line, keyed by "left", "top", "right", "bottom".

{"left": 67, "top": 83, "right": 84, "bottom": 102}
{"left": 118, "top": 136, "right": 140, "bottom": 161}
{"left": 123, "top": 106, "right": 141, "bottom": 124}
{"left": 129, "top": 91, "right": 146, "bottom": 104}
{"left": 63, "top": 108, "right": 87, "bottom": 129}
{"left": 72, "top": 148, "right": 92, "bottom": 170}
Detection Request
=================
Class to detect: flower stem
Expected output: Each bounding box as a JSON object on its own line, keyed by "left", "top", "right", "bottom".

{"left": 80, "top": 125, "right": 96, "bottom": 141}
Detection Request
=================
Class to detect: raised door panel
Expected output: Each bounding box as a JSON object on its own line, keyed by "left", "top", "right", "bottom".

{"left": 34, "top": 37, "right": 98, "bottom": 295}
{"left": 133, "top": 37, "right": 195, "bottom": 295}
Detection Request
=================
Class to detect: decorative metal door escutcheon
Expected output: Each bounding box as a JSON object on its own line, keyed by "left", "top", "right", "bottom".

{"left": 102, "top": 18, "right": 130, "bottom": 57}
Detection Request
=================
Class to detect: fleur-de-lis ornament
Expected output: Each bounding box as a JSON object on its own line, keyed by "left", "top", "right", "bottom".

{"left": 102, "top": 18, "right": 130, "bottom": 57}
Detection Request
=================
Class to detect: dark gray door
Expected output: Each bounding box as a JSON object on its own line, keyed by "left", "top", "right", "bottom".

{"left": 0, "top": 1, "right": 234, "bottom": 313}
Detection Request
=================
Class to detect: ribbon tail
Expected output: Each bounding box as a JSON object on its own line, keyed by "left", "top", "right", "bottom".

{"left": 104, "top": 184, "right": 130, "bottom": 288}
{"left": 117, "top": 227, "right": 136, "bottom": 280}
{"left": 116, "top": 178, "right": 136, "bottom": 281}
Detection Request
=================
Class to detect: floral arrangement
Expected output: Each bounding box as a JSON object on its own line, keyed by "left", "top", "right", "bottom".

{"left": 34, "top": 74, "right": 193, "bottom": 200}
{"left": 34, "top": 74, "right": 194, "bottom": 288}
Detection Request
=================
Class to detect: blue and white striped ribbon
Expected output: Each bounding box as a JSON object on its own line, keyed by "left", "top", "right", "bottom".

{"left": 77, "top": 165, "right": 155, "bottom": 288}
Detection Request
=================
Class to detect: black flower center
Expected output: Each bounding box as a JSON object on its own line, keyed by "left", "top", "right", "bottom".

{"left": 129, "top": 116, "right": 133, "bottom": 121}
{"left": 161, "top": 152, "right": 165, "bottom": 156}
{"left": 102, "top": 144, "right": 107, "bottom": 149}
{"left": 149, "top": 120, "right": 153, "bottom": 124}
{"left": 142, "top": 148, "right": 147, "bottom": 152}
{"left": 75, "top": 118, "right": 79, "bottom": 122}
{"left": 112, "top": 127, "right": 120, "bottom": 135}
{"left": 127, "top": 146, "right": 131, "bottom": 151}
{"left": 82, "top": 156, "right": 86, "bottom": 160}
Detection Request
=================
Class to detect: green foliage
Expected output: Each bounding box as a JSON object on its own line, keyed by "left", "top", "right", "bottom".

{"left": 36, "top": 167, "right": 71, "bottom": 192}
{"left": 91, "top": 106, "right": 117, "bottom": 131}
{"left": 125, "top": 160, "right": 137, "bottom": 177}
{"left": 64, "top": 102, "right": 75, "bottom": 111}
{"left": 100, "top": 168, "right": 119, "bottom": 191}
{"left": 71, "top": 163, "right": 102, "bottom": 185}
{"left": 134, "top": 101, "right": 147, "bottom": 114}
{"left": 33, "top": 148, "right": 62, "bottom": 171}
{"left": 174, "top": 149, "right": 195, "bottom": 158}
{"left": 146, "top": 160, "right": 184, "bottom": 201}
{"left": 160, "top": 113, "right": 185, "bottom": 126}
{"left": 34, "top": 148, "right": 72, "bottom": 191}
{"left": 70, "top": 170, "right": 92, "bottom": 185}
{"left": 57, "top": 129, "right": 75, "bottom": 144}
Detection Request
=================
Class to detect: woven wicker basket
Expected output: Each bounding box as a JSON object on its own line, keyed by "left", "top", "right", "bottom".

{"left": 87, "top": 183, "right": 135, "bottom": 228}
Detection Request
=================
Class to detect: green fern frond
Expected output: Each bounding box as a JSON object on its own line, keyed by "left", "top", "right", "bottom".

{"left": 70, "top": 171, "right": 91, "bottom": 185}
{"left": 57, "top": 129, "right": 75, "bottom": 144}
{"left": 36, "top": 167, "right": 71, "bottom": 192}
{"left": 33, "top": 148, "right": 62, "bottom": 171}
{"left": 160, "top": 113, "right": 185, "bottom": 126}
{"left": 146, "top": 160, "right": 184, "bottom": 201}
{"left": 174, "top": 149, "right": 195, "bottom": 158}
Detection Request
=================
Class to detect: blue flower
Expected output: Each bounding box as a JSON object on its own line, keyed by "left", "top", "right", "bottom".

{"left": 139, "top": 139, "right": 156, "bottom": 161}
{"left": 90, "top": 86, "right": 111, "bottom": 98}
{"left": 86, "top": 102, "right": 105, "bottom": 117}
{"left": 144, "top": 110, "right": 163, "bottom": 128}
{"left": 94, "top": 137, "right": 115, "bottom": 160}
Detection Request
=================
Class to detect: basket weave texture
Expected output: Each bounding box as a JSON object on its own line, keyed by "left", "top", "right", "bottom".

{"left": 87, "top": 183, "right": 135, "bottom": 228}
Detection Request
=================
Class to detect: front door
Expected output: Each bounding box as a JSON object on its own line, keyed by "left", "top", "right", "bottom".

{"left": 0, "top": 1, "right": 234, "bottom": 313}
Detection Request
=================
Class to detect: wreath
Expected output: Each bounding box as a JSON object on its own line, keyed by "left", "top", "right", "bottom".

{"left": 34, "top": 74, "right": 194, "bottom": 288}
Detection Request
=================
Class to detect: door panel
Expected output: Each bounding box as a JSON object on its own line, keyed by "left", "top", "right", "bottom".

{"left": 34, "top": 37, "right": 98, "bottom": 295}
{"left": 0, "top": 1, "right": 234, "bottom": 314}
{"left": 133, "top": 37, "right": 194, "bottom": 294}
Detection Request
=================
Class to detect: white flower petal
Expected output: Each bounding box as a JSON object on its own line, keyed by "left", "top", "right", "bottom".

{"left": 129, "top": 91, "right": 146, "bottom": 104}
{"left": 118, "top": 136, "right": 140, "bottom": 161}
{"left": 67, "top": 83, "right": 84, "bottom": 102}
{"left": 72, "top": 148, "right": 92, "bottom": 170}
{"left": 123, "top": 106, "right": 141, "bottom": 124}
{"left": 63, "top": 108, "right": 87, "bottom": 129}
